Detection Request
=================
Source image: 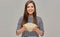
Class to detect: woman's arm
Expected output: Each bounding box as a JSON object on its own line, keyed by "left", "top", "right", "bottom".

{"left": 16, "top": 16, "right": 24, "bottom": 35}
{"left": 16, "top": 26, "right": 27, "bottom": 35}
{"left": 32, "top": 16, "right": 44, "bottom": 36}
{"left": 16, "top": 27, "right": 25, "bottom": 35}
{"left": 32, "top": 27, "right": 44, "bottom": 36}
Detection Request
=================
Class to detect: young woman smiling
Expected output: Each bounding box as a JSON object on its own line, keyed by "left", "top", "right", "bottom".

{"left": 16, "top": 0, "right": 44, "bottom": 37}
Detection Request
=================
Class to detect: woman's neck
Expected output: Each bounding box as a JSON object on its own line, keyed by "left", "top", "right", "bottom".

{"left": 29, "top": 14, "right": 33, "bottom": 17}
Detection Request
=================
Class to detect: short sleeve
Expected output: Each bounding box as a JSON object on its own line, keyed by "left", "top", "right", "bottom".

{"left": 16, "top": 16, "right": 23, "bottom": 30}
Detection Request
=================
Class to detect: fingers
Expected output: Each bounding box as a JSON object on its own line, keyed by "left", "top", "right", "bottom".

{"left": 23, "top": 25, "right": 28, "bottom": 31}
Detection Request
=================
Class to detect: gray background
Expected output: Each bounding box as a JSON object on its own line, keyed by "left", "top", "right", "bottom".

{"left": 0, "top": 0, "right": 60, "bottom": 37}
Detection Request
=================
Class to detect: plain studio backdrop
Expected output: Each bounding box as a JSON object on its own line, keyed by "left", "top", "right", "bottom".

{"left": 0, "top": 0, "right": 60, "bottom": 37}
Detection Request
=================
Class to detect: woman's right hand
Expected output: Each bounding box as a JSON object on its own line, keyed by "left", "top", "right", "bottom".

{"left": 23, "top": 25, "right": 28, "bottom": 31}
{"left": 16, "top": 25, "right": 27, "bottom": 35}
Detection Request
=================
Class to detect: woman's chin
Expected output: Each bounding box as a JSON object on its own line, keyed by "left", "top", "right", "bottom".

{"left": 29, "top": 13, "right": 33, "bottom": 15}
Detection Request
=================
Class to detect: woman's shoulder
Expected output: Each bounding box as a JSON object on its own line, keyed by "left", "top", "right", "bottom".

{"left": 19, "top": 16, "right": 23, "bottom": 19}
{"left": 36, "top": 16, "right": 43, "bottom": 23}
{"left": 18, "top": 16, "right": 23, "bottom": 21}
{"left": 36, "top": 16, "right": 42, "bottom": 20}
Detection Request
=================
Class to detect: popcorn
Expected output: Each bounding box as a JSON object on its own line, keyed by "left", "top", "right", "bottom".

{"left": 23, "top": 23, "right": 37, "bottom": 32}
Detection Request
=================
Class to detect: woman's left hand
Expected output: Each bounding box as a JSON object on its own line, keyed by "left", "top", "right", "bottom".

{"left": 32, "top": 26, "right": 43, "bottom": 36}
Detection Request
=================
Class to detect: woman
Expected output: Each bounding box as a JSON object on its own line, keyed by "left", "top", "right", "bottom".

{"left": 16, "top": 0, "right": 44, "bottom": 37}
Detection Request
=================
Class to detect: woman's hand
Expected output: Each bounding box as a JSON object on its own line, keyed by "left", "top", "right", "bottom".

{"left": 16, "top": 25, "right": 28, "bottom": 35}
{"left": 32, "top": 26, "right": 38, "bottom": 31}
{"left": 23, "top": 25, "right": 28, "bottom": 31}
{"left": 32, "top": 26, "right": 43, "bottom": 36}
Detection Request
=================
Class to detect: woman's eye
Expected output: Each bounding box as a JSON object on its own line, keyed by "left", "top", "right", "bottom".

{"left": 27, "top": 6, "right": 30, "bottom": 8}
{"left": 31, "top": 6, "right": 34, "bottom": 8}
{"left": 27, "top": 6, "right": 34, "bottom": 8}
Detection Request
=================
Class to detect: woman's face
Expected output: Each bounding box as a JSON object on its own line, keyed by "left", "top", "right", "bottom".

{"left": 27, "top": 3, "right": 34, "bottom": 15}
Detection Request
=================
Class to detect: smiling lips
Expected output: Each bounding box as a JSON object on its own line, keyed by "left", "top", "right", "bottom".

{"left": 28, "top": 9, "right": 33, "bottom": 12}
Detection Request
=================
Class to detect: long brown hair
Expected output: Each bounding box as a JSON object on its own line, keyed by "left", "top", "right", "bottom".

{"left": 21, "top": 0, "right": 38, "bottom": 28}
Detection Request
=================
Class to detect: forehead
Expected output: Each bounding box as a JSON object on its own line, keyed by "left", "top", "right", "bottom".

{"left": 27, "top": 3, "right": 34, "bottom": 6}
